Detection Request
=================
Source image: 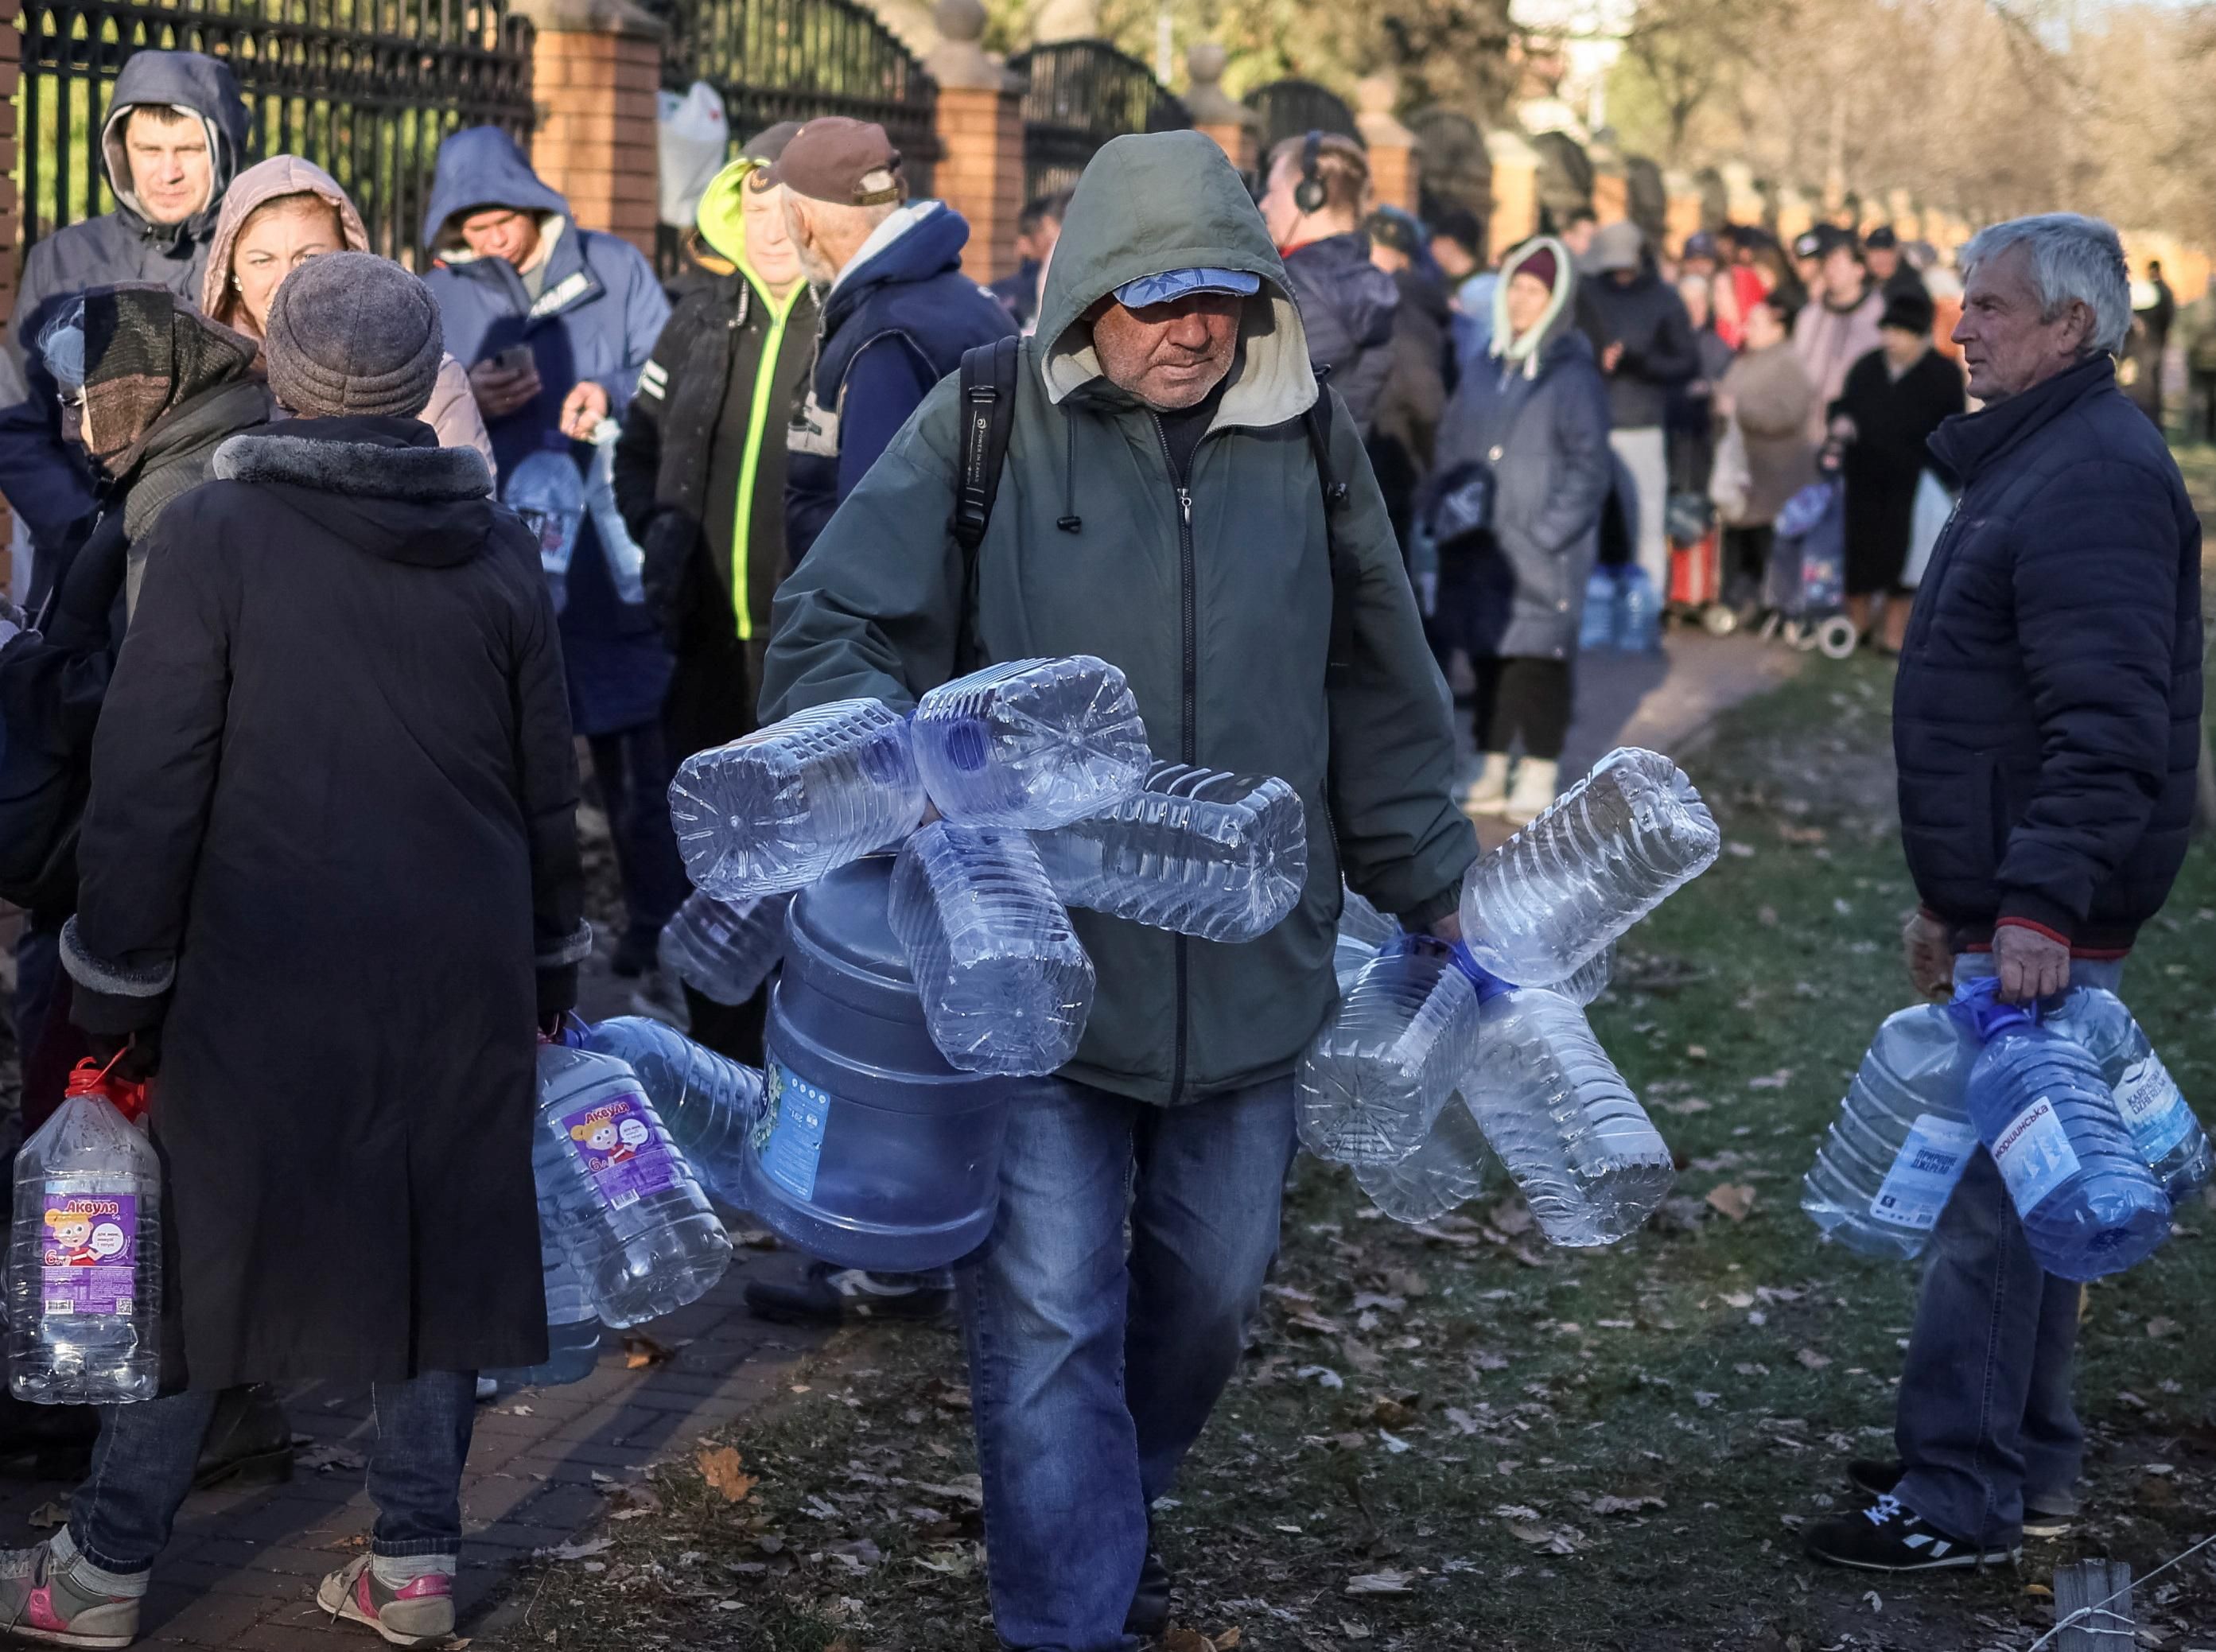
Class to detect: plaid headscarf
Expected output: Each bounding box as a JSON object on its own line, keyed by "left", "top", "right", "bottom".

{"left": 45, "top": 286, "right": 258, "bottom": 476}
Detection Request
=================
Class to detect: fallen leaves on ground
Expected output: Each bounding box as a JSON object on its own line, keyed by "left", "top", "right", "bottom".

{"left": 697, "top": 1445, "right": 758, "bottom": 1503}
{"left": 1345, "top": 1570, "right": 1415, "bottom": 1595}
{"left": 1705, "top": 1183, "right": 1758, "bottom": 1222}
{"left": 621, "top": 1331, "right": 676, "bottom": 1370}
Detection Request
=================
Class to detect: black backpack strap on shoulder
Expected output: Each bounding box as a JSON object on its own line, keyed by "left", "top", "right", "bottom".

{"left": 952, "top": 334, "right": 1022, "bottom": 556}
{"left": 1302, "top": 376, "right": 1359, "bottom": 680}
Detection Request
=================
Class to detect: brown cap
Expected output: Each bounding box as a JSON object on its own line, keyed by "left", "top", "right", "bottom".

{"left": 741, "top": 120, "right": 801, "bottom": 169}
{"left": 766, "top": 117, "right": 905, "bottom": 208}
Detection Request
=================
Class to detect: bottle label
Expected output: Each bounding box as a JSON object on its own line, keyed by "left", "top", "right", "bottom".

{"left": 39, "top": 1193, "right": 138, "bottom": 1318}
{"left": 1989, "top": 1098, "right": 2082, "bottom": 1214}
{"left": 1868, "top": 1114, "right": 1978, "bottom": 1231}
{"left": 2115, "top": 1056, "right": 2196, "bottom": 1162}
{"left": 558, "top": 1092, "right": 676, "bottom": 1211}
{"left": 756, "top": 1063, "right": 829, "bottom": 1203}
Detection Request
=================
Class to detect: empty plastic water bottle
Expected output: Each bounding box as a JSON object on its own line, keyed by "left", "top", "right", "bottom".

{"left": 1561, "top": 944, "right": 1613, "bottom": 1007}
{"left": 1957, "top": 979, "right": 2170, "bottom": 1283}
{"left": 1334, "top": 887, "right": 1401, "bottom": 991}
{"left": 486, "top": 1122, "right": 604, "bottom": 1391}
{"left": 505, "top": 441, "right": 586, "bottom": 615}
{"left": 1614, "top": 566, "right": 1661, "bottom": 652}
{"left": 1459, "top": 748, "right": 1720, "bottom": 987}
{"left": 1032, "top": 762, "right": 1307, "bottom": 942}
{"left": 2043, "top": 987, "right": 2211, "bottom": 1201}
{"left": 1801, "top": 1003, "right": 1981, "bottom": 1261}
{"left": 1461, "top": 985, "right": 1675, "bottom": 1246}
{"left": 1580, "top": 568, "right": 1619, "bottom": 651}
{"left": 582, "top": 1016, "right": 765, "bottom": 1207}
{"left": 1355, "top": 1096, "right": 1492, "bottom": 1224}
{"left": 669, "top": 700, "right": 927, "bottom": 899}
{"left": 889, "top": 822, "right": 1095, "bottom": 1076}
{"left": 658, "top": 888, "right": 791, "bottom": 1006}
{"left": 9, "top": 1063, "right": 162, "bottom": 1404}
{"left": 1297, "top": 937, "right": 1483, "bottom": 1167}
{"left": 909, "top": 656, "right": 1151, "bottom": 828}
{"left": 585, "top": 418, "right": 646, "bottom": 606}
{"left": 535, "top": 1043, "right": 732, "bottom": 1326}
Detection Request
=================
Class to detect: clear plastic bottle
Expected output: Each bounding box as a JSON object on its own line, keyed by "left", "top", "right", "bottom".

{"left": 888, "top": 822, "right": 1096, "bottom": 1076}
{"left": 1297, "top": 938, "right": 1482, "bottom": 1167}
{"left": 581, "top": 1016, "right": 765, "bottom": 1207}
{"left": 1031, "top": 762, "right": 1307, "bottom": 942}
{"left": 1957, "top": 981, "right": 2170, "bottom": 1284}
{"left": 669, "top": 699, "right": 926, "bottom": 900}
{"left": 504, "top": 441, "right": 586, "bottom": 616}
{"left": 486, "top": 1127, "right": 605, "bottom": 1391}
{"left": 1560, "top": 944, "right": 1613, "bottom": 1007}
{"left": 1355, "top": 1095, "right": 1492, "bottom": 1224}
{"left": 1459, "top": 747, "right": 1720, "bottom": 988}
{"left": 535, "top": 1043, "right": 733, "bottom": 1327}
{"left": 585, "top": 418, "right": 646, "bottom": 607}
{"left": 1461, "top": 986, "right": 1676, "bottom": 1246}
{"left": 1334, "top": 887, "right": 1401, "bottom": 992}
{"left": 9, "top": 1079, "right": 162, "bottom": 1404}
{"left": 2042, "top": 986, "right": 2211, "bottom": 1202}
{"left": 657, "top": 888, "right": 792, "bottom": 1006}
{"left": 909, "top": 655, "right": 1152, "bottom": 828}
{"left": 1801, "top": 1003, "right": 1981, "bottom": 1261}
{"left": 1614, "top": 566, "right": 1661, "bottom": 652}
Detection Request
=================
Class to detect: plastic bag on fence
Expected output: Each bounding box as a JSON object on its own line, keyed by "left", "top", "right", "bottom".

{"left": 1900, "top": 469, "right": 1954, "bottom": 590}
{"left": 659, "top": 82, "right": 729, "bottom": 229}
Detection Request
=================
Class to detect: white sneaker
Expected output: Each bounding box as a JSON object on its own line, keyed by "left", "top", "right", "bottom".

{"left": 1503, "top": 758, "right": 1561, "bottom": 826}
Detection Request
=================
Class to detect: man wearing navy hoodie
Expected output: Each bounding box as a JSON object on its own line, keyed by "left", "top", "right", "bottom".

{"left": 775, "top": 118, "right": 1013, "bottom": 566}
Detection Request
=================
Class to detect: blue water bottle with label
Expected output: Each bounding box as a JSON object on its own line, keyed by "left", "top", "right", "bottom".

{"left": 2042, "top": 986, "right": 2211, "bottom": 1201}
{"left": 1957, "top": 978, "right": 2170, "bottom": 1283}
{"left": 748, "top": 854, "right": 1014, "bottom": 1270}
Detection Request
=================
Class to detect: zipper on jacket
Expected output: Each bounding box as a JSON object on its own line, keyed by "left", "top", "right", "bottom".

{"left": 1152, "top": 414, "right": 1199, "bottom": 1105}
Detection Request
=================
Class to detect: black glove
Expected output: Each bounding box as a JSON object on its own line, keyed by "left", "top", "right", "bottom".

{"left": 84, "top": 1025, "right": 162, "bottom": 1083}
{"left": 640, "top": 511, "right": 701, "bottom": 645}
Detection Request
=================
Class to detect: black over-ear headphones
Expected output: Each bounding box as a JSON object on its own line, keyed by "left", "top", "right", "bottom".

{"left": 1294, "top": 130, "right": 1327, "bottom": 215}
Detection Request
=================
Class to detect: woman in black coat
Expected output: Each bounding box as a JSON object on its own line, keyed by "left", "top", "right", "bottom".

{"left": 19, "top": 255, "right": 584, "bottom": 1647}
{"left": 1830, "top": 285, "right": 1965, "bottom": 650}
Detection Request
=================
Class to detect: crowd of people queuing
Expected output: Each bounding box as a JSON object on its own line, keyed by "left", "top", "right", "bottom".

{"left": 0, "top": 45, "right": 2202, "bottom": 1649}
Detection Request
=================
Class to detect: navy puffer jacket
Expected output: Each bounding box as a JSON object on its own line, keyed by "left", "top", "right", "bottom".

{"left": 1894, "top": 354, "right": 2202, "bottom": 954}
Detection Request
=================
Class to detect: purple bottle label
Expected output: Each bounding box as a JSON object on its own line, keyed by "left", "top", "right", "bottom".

{"left": 40, "top": 1193, "right": 139, "bottom": 1318}
{"left": 558, "top": 1092, "right": 677, "bottom": 1211}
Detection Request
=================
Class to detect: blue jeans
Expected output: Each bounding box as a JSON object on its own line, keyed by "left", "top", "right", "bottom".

{"left": 960, "top": 1074, "right": 1297, "bottom": 1652}
{"left": 1893, "top": 954, "right": 2124, "bottom": 1545}
{"left": 68, "top": 1373, "right": 477, "bottom": 1573}
{"left": 587, "top": 725, "right": 689, "bottom": 948}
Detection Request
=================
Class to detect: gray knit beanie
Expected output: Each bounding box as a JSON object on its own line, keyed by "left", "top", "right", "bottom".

{"left": 264, "top": 251, "right": 443, "bottom": 420}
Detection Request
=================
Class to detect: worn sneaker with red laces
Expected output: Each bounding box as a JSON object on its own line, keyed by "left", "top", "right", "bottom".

{"left": 0, "top": 1537, "right": 141, "bottom": 1648}
{"left": 315, "top": 1554, "right": 457, "bottom": 1646}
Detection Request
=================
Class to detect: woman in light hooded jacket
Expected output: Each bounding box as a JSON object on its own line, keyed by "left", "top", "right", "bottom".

{"left": 200, "top": 154, "right": 495, "bottom": 478}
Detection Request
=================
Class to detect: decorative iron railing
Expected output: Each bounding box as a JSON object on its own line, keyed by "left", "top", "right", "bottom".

{"left": 15, "top": 0, "right": 536, "bottom": 269}
{"left": 1007, "top": 38, "right": 1185, "bottom": 204}
{"left": 1241, "top": 77, "right": 1356, "bottom": 163}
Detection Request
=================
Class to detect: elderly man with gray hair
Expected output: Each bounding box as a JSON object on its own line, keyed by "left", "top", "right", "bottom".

{"left": 1806, "top": 213, "right": 2203, "bottom": 1572}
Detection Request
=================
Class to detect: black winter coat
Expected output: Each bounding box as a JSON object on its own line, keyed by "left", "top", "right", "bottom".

{"left": 62, "top": 418, "right": 586, "bottom": 1390}
{"left": 1368, "top": 268, "right": 1452, "bottom": 551}
{"left": 1833, "top": 346, "right": 1965, "bottom": 595}
{"left": 1895, "top": 356, "right": 2202, "bottom": 955}
{"left": 1576, "top": 266, "right": 1698, "bottom": 430}
{"left": 1282, "top": 232, "right": 1399, "bottom": 435}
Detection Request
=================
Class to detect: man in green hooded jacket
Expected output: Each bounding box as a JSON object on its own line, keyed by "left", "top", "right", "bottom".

{"left": 759, "top": 130, "right": 1475, "bottom": 1649}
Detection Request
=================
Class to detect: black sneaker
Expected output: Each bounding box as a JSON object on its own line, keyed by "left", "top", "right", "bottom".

{"left": 744, "top": 1261, "right": 953, "bottom": 1327}
{"left": 1805, "top": 1495, "right": 2020, "bottom": 1572}
{"left": 1125, "top": 1524, "right": 1171, "bottom": 1638}
{"left": 1846, "top": 1460, "right": 2074, "bottom": 1541}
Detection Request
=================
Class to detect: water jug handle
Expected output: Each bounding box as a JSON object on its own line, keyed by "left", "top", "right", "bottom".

{"left": 1946, "top": 974, "right": 2035, "bottom": 1042}
{"left": 64, "top": 1051, "right": 150, "bottom": 1125}
{"left": 1443, "top": 942, "right": 1515, "bottom": 1002}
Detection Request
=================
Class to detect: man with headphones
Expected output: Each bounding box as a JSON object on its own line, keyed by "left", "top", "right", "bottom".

{"left": 1258, "top": 130, "right": 1401, "bottom": 435}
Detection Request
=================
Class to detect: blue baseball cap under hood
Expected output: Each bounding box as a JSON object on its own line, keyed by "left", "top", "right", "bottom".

{"left": 1112, "top": 266, "right": 1262, "bottom": 309}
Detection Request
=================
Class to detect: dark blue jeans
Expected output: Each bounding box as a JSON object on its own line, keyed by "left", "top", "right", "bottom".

{"left": 961, "top": 1074, "right": 1297, "bottom": 1652}
{"left": 587, "top": 725, "right": 689, "bottom": 948}
{"left": 69, "top": 1373, "right": 477, "bottom": 1573}
{"left": 1893, "top": 954, "right": 2124, "bottom": 1545}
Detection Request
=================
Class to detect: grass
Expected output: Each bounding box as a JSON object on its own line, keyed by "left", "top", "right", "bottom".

{"left": 493, "top": 614, "right": 2216, "bottom": 1651}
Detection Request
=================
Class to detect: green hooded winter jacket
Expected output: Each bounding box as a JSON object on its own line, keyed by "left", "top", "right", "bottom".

{"left": 760, "top": 131, "right": 1476, "bottom": 1106}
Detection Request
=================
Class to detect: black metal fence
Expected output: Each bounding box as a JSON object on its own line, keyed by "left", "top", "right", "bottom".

{"left": 1006, "top": 39, "right": 1184, "bottom": 204}
{"left": 1242, "top": 78, "right": 1357, "bottom": 163}
{"left": 16, "top": 0, "right": 537, "bottom": 269}
{"left": 661, "top": 0, "right": 937, "bottom": 198}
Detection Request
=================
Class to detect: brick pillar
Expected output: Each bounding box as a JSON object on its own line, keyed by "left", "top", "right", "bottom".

{"left": 1484, "top": 130, "right": 1539, "bottom": 259}
{"left": 1663, "top": 169, "right": 1702, "bottom": 256}
{"left": 1185, "top": 44, "right": 1258, "bottom": 175}
{"left": 1775, "top": 186, "right": 1815, "bottom": 251}
{"left": 0, "top": 0, "right": 21, "bottom": 594}
{"left": 926, "top": 0, "right": 1022, "bottom": 283}
{"left": 1590, "top": 146, "right": 1628, "bottom": 227}
{"left": 1353, "top": 74, "right": 1417, "bottom": 215}
{"left": 517, "top": 0, "right": 663, "bottom": 258}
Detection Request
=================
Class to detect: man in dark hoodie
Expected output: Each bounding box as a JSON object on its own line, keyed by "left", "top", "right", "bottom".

{"left": 1362, "top": 205, "right": 1451, "bottom": 555}
{"left": 0, "top": 51, "right": 249, "bottom": 597}
{"left": 1258, "top": 131, "right": 1398, "bottom": 435}
{"left": 775, "top": 117, "right": 1013, "bottom": 565}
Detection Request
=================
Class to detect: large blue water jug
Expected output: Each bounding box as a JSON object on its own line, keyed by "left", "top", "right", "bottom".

{"left": 1579, "top": 569, "right": 1619, "bottom": 651}
{"left": 747, "top": 854, "right": 1014, "bottom": 1270}
{"left": 1613, "top": 567, "right": 1662, "bottom": 652}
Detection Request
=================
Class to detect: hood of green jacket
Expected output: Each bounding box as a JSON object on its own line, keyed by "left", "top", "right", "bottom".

{"left": 1034, "top": 131, "right": 1316, "bottom": 430}
{"left": 696, "top": 157, "right": 803, "bottom": 310}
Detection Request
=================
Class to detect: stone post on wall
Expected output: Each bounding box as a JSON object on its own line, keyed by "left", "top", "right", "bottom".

{"left": 1663, "top": 168, "right": 1702, "bottom": 255}
{"left": 1484, "top": 129, "right": 1538, "bottom": 260}
{"left": 1184, "top": 44, "right": 1258, "bottom": 175}
{"left": 518, "top": 0, "right": 662, "bottom": 258}
{"left": 1774, "top": 185, "right": 1815, "bottom": 250}
{"left": 1354, "top": 74, "right": 1417, "bottom": 215}
{"left": 1588, "top": 139, "right": 1627, "bottom": 226}
{"left": 1720, "top": 161, "right": 1763, "bottom": 228}
{"left": 927, "top": 0, "right": 1024, "bottom": 284}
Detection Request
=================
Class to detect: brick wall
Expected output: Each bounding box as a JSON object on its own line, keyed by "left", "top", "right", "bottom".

{"left": 933, "top": 86, "right": 1022, "bottom": 283}
{"left": 525, "top": 5, "right": 661, "bottom": 258}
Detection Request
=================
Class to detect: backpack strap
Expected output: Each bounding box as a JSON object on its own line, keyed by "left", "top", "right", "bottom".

{"left": 1301, "top": 377, "right": 1358, "bottom": 681}
{"left": 952, "top": 334, "right": 1022, "bottom": 558}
